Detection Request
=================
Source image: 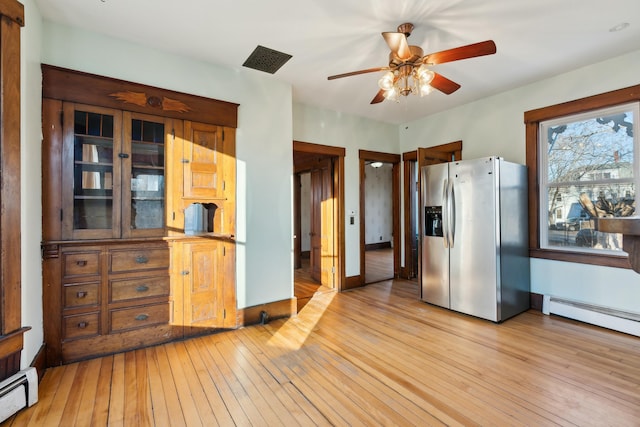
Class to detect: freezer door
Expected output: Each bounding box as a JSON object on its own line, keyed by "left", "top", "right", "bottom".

{"left": 449, "top": 158, "right": 499, "bottom": 321}
{"left": 420, "top": 163, "right": 450, "bottom": 308}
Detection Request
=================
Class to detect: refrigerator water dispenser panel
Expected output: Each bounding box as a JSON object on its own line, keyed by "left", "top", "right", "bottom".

{"left": 425, "top": 206, "right": 443, "bottom": 237}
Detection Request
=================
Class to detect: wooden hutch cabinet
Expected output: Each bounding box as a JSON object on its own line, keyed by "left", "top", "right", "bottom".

{"left": 41, "top": 65, "right": 238, "bottom": 365}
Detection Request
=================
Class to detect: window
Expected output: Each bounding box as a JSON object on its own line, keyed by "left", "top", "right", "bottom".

{"left": 525, "top": 84, "right": 640, "bottom": 268}
{"left": 540, "top": 103, "right": 637, "bottom": 254}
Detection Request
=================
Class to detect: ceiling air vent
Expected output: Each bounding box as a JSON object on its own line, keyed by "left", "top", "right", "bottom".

{"left": 242, "top": 45, "right": 292, "bottom": 74}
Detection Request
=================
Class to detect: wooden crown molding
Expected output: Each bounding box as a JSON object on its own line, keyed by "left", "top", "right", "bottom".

{"left": 42, "top": 64, "right": 239, "bottom": 128}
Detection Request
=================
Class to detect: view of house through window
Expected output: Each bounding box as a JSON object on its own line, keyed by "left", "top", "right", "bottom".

{"left": 539, "top": 103, "right": 637, "bottom": 254}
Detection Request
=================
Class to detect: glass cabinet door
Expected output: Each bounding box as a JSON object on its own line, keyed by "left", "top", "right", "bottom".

{"left": 63, "top": 103, "right": 122, "bottom": 239}
{"left": 122, "top": 112, "right": 170, "bottom": 238}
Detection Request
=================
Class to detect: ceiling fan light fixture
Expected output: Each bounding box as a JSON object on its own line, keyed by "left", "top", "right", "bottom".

{"left": 378, "top": 71, "right": 395, "bottom": 90}
{"left": 382, "top": 87, "right": 400, "bottom": 102}
{"left": 419, "top": 83, "right": 434, "bottom": 97}
{"left": 416, "top": 65, "right": 435, "bottom": 84}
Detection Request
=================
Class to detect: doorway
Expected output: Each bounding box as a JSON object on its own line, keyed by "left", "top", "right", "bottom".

{"left": 359, "top": 150, "right": 401, "bottom": 285}
{"left": 293, "top": 141, "right": 345, "bottom": 310}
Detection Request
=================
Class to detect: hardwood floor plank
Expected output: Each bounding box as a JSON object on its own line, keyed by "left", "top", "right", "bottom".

{"left": 212, "top": 333, "right": 290, "bottom": 425}
{"left": 150, "top": 345, "right": 187, "bottom": 427}
{"left": 70, "top": 358, "right": 103, "bottom": 425}
{"left": 181, "top": 339, "right": 235, "bottom": 426}
{"left": 172, "top": 341, "right": 218, "bottom": 425}
{"left": 134, "top": 349, "right": 154, "bottom": 427}
{"left": 39, "top": 363, "right": 79, "bottom": 426}
{"left": 200, "top": 335, "right": 269, "bottom": 425}
{"left": 191, "top": 336, "right": 252, "bottom": 426}
{"left": 163, "top": 342, "right": 205, "bottom": 426}
{"left": 144, "top": 347, "right": 171, "bottom": 427}
{"left": 238, "top": 326, "right": 333, "bottom": 426}
{"left": 222, "top": 332, "right": 317, "bottom": 426}
{"left": 107, "top": 352, "right": 125, "bottom": 426}
{"left": 9, "top": 278, "right": 640, "bottom": 426}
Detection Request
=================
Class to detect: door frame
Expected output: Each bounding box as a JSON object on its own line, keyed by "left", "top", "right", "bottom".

{"left": 293, "top": 140, "right": 345, "bottom": 291}
{"left": 358, "top": 150, "right": 401, "bottom": 285}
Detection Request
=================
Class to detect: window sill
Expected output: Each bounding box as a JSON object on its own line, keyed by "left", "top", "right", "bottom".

{"left": 529, "top": 248, "right": 630, "bottom": 269}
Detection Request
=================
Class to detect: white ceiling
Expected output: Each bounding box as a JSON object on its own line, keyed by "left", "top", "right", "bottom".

{"left": 35, "top": 0, "right": 640, "bottom": 124}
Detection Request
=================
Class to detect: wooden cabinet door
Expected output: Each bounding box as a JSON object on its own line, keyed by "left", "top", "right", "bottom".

{"left": 182, "top": 121, "right": 233, "bottom": 200}
{"left": 121, "top": 112, "right": 171, "bottom": 238}
{"left": 61, "top": 103, "right": 123, "bottom": 240}
{"left": 178, "top": 240, "right": 235, "bottom": 335}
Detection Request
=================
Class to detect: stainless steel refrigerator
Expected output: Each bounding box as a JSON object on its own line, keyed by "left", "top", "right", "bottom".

{"left": 420, "top": 156, "right": 530, "bottom": 322}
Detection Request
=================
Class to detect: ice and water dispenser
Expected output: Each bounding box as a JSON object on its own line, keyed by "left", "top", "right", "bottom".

{"left": 424, "top": 206, "right": 443, "bottom": 237}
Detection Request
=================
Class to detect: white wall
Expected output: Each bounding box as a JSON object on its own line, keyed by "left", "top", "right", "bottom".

{"left": 39, "top": 22, "right": 294, "bottom": 312}
{"left": 400, "top": 49, "right": 640, "bottom": 313}
{"left": 20, "top": 0, "right": 43, "bottom": 368}
{"left": 292, "top": 103, "right": 399, "bottom": 276}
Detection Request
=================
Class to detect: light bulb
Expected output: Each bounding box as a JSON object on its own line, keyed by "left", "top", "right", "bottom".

{"left": 419, "top": 83, "right": 433, "bottom": 97}
{"left": 416, "top": 65, "right": 435, "bottom": 85}
{"left": 382, "top": 87, "right": 400, "bottom": 102}
{"left": 378, "top": 71, "right": 395, "bottom": 90}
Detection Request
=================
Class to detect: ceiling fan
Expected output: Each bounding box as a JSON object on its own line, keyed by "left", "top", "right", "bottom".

{"left": 327, "top": 23, "right": 496, "bottom": 104}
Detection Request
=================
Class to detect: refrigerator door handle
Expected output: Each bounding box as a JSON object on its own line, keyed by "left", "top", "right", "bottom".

{"left": 442, "top": 178, "right": 449, "bottom": 248}
{"left": 448, "top": 179, "right": 455, "bottom": 248}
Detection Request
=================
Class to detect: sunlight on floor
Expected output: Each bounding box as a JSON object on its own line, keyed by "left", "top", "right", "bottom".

{"left": 267, "top": 291, "right": 336, "bottom": 351}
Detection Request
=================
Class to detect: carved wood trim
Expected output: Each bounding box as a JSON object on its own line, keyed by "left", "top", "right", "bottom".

{"left": 42, "top": 65, "right": 238, "bottom": 128}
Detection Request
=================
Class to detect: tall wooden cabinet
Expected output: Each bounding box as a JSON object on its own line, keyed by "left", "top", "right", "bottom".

{"left": 42, "top": 65, "right": 239, "bottom": 365}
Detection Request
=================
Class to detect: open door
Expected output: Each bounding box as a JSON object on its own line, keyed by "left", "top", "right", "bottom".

{"left": 310, "top": 160, "right": 335, "bottom": 286}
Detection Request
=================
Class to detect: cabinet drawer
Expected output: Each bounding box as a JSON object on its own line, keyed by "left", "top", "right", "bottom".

{"left": 110, "top": 303, "right": 170, "bottom": 333}
{"left": 110, "top": 276, "right": 170, "bottom": 303}
{"left": 63, "top": 312, "right": 100, "bottom": 341}
{"left": 63, "top": 251, "right": 101, "bottom": 278}
{"left": 64, "top": 282, "right": 100, "bottom": 308}
{"left": 110, "top": 247, "right": 169, "bottom": 273}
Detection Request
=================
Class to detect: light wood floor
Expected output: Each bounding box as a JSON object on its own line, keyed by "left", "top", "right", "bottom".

{"left": 364, "top": 247, "right": 393, "bottom": 284}
{"left": 6, "top": 280, "right": 640, "bottom": 426}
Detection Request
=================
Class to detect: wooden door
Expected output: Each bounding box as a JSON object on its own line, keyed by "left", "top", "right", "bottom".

{"left": 182, "top": 121, "right": 230, "bottom": 200}
{"left": 310, "top": 160, "right": 335, "bottom": 286}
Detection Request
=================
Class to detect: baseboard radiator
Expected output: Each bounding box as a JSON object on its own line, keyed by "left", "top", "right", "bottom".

{"left": 543, "top": 296, "right": 640, "bottom": 337}
{"left": 0, "top": 367, "right": 38, "bottom": 422}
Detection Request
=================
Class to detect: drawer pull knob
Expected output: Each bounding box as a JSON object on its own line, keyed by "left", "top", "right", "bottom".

{"left": 76, "top": 260, "right": 87, "bottom": 266}
{"left": 77, "top": 321, "right": 88, "bottom": 329}
{"left": 76, "top": 291, "right": 88, "bottom": 298}
{"left": 135, "top": 255, "right": 149, "bottom": 264}
{"left": 136, "top": 285, "right": 149, "bottom": 292}
{"left": 135, "top": 314, "right": 149, "bottom": 321}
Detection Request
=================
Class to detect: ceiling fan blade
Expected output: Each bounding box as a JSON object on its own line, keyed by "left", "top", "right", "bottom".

{"left": 430, "top": 73, "right": 461, "bottom": 95}
{"left": 423, "top": 40, "right": 496, "bottom": 65}
{"left": 382, "top": 32, "right": 412, "bottom": 60}
{"left": 370, "top": 89, "right": 386, "bottom": 104}
{"left": 328, "top": 67, "right": 389, "bottom": 80}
